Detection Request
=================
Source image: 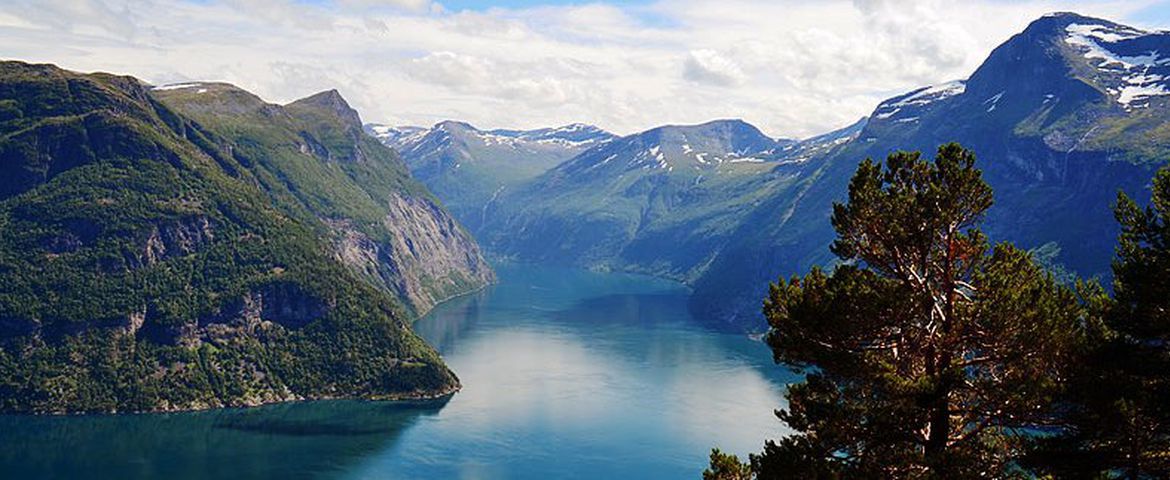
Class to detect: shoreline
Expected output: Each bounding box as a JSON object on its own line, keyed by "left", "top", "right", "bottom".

{"left": 409, "top": 278, "right": 496, "bottom": 323}
{"left": 5, "top": 382, "right": 462, "bottom": 417}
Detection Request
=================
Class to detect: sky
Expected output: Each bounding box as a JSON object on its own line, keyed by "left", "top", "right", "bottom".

{"left": 0, "top": 0, "right": 1167, "bottom": 138}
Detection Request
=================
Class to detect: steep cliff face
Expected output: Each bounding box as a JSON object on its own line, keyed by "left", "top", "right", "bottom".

{"left": 154, "top": 82, "right": 494, "bottom": 317}
{"left": 380, "top": 192, "right": 491, "bottom": 308}
{"left": 330, "top": 192, "right": 491, "bottom": 314}
{"left": 0, "top": 61, "right": 462, "bottom": 414}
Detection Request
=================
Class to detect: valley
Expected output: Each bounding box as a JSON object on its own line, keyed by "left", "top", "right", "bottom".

{"left": 1, "top": 5, "right": 1169, "bottom": 479}
{"left": 376, "top": 12, "right": 1170, "bottom": 331}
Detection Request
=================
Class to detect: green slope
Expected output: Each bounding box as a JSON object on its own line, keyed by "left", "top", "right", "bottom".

{"left": 155, "top": 85, "right": 494, "bottom": 317}
{"left": 0, "top": 61, "right": 463, "bottom": 413}
{"left": 479, "top": 120, "right": 805, "bottom": 283}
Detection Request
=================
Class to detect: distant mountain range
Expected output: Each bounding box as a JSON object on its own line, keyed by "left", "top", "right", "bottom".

{"left": 366, "top": 121, "right": 615, "bottom": 232}
{"left": 373, "top": 12, "right": 1170, "bottom": 331}
{"left": 371, "top": 115, "right": 865, "bottom": 291}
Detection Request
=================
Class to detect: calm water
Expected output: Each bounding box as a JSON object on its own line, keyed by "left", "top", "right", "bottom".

{"left": 0, "top": 266, "right": 796, "bottom": 479}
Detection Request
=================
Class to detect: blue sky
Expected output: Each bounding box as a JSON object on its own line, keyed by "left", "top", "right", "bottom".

{"left": 1130, "top": 2, "right": 1170, "bottom": 27}
{"left": 2, "top": 0, "right": 1168, "bottom": 137}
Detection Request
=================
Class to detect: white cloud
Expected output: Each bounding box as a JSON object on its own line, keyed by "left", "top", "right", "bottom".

{"left": 684, "top": 49, "right": 747, "bottom": 87}
{"left": 0, "top": 0, "right": 1161, "bottom": 138}
{"left": 336, "top": 0, "right": 434, "bottom": 12}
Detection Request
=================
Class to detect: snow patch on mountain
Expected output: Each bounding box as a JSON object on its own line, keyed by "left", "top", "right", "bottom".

{"left": 368, "top": 121, "right": 616, "bottom": 164}
{"left": 367, "top": 124, "right": 428, "bottom": 146}
{"left": 896, "top": 81, "right": 967, "bottom": 107}
{"left": 1118, "top": 83, "right": 1170, "bottom": 105}
{"left": 985, "top": 91, "right": 1005, "bottom": 112}
{"left": 152, "top": 82, "right": 205, "bottom": 91}
{"left": 873, "top": 81, "right": 965, "bottom": 120}
{"left": 1065, "top": 23, "right": 1146, "bottom": 65}
{"left": 1064, "top": 22, "right": 1170, "bottom": 108}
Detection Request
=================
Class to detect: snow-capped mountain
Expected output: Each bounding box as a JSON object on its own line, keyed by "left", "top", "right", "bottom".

{"left": 367, "top": 120, "right": 615, "bottom": 165}
{"left": 555, "top": 119, "right": 794, "bottom": 178}
{"left": 364, "top": 120, "right": 615, "bottom": 232}
{"left": 367, "top": 124, "right": 426, "bottom": 146}
{"left": 690, "top": 12, "right": 1170, "bottom": 329}
{"left": 490, "top": 123, "right": 616, "bottom": 148}
{"left": 863, "top": 13, "right": 1170, "bottom": 141}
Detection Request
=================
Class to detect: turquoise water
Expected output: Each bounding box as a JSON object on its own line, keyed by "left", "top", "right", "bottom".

{"left": 0, "top": 266, "right": 795, "bottom": 479}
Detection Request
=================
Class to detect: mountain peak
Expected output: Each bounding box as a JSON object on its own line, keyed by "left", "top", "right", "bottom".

{"left": 287, "top": 89, "right": 362, "bottom": 129}
{"left": 554, "top": 118, "right": 786, "bottom": 176}
{"left": 960, "top": 12, "right": 1169, "bottom": 110}
{"left": 640, "top": 119, "right": 782, "bottom": 154}
{"left": 1022, "top": 12, "right": 1137, "bottom": 37}
{"left": 655, "top": 118, "right": 753, "bottom": 132}
{"left": 434, "top": 120, "right": 479, "bottom": 132}
{"left": 299, "top": 88, "right": 345, "bottom": 104}
{"left": 495, "top": 123, "right": 615, "bottom": 145}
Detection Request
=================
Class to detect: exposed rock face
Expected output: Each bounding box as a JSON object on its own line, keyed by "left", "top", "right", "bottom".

{"left": 331, "top": 192, "right": 494, "bottom": 316}
{"left": 140, "top": 216, "right": 214, "bottom": 266}
{"left": 137, "top": 282, "right": 332, "bottom": 347}
{"left": 381, "top": 193, "right": 494, "bottom": 312}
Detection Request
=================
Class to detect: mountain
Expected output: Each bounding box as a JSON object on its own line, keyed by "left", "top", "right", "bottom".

{"left": 477, "top": 119, "right": 818, "bottom": 282}
{"left": 368, "top": 124, "right": 426, "bottom": 146}
{"left": 157, "top": 85, "right": 493, "bottom": 317}
{"left": 421, "top": 12, "right": 1168, "bottom": 332}
{"left": 0, "top": 61, "right": 490, "bottom": 413}
{"left": 688, "top": 12, "right": 1170, "bottom": 328}
{"left": 367, "top": 121, "right": 614, "bottom": 232}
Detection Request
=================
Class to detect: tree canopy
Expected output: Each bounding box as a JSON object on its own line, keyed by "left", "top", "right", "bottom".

{"left": 1027, "top": 167, "right": 1170, "bottom": 479}
{"left": 714, "top": 144, "right": 1092, "bottom": 479}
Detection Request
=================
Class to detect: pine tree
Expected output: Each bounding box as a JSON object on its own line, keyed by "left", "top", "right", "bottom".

{"left": 1029, "top": 167, "right": 1170, "bottom": 479}
{"left": 703, "top": 449, "right": 754, "bottom": 480}
{"left": 728, "top": 144, "right": 1089, "bottom": 478}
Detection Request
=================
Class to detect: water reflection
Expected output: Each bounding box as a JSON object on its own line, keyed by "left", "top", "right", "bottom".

{"left": 352, "top": 266, "right": 796, "bottom": 479}
{"left": 0, "top": 398, "right": 446, "bottom": 480}
{"left": 0, "top": 266, "right": 796, "bottom": 480}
